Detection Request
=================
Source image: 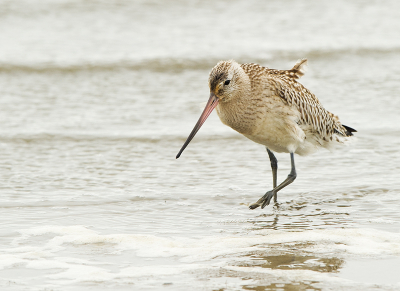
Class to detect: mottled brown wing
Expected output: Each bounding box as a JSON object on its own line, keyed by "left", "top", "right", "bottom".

{"left": 274, "top": 76, "right": 349, "bottom": 139}
{"left": 241, "top": 61, "right": 353, "bottom": 139}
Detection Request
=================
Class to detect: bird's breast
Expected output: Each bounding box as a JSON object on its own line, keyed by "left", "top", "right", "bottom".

{"left": 216, "top": 95, "right": 306, "bottom": 153}
{"left": 216, "top": 100, "right": 260, "bottom": 136}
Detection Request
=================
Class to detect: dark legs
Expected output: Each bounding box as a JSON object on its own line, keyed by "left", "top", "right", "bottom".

{"left": 266, "top": 148, "right": 278, "bottom": 201}
{"left": 249, "top": 151, "right": 297, "bottom": 210}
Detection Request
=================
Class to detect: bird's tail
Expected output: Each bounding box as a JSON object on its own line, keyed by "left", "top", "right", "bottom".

{"left": 289, "top": 59, "right": 308, "bottom": 79}
{"left": 342, "top": 125, "right": 357, "bottom": 137}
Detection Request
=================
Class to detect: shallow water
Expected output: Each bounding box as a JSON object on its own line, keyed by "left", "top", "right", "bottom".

{"left": 1, "top": 0, "right": 400, "bottom": 290}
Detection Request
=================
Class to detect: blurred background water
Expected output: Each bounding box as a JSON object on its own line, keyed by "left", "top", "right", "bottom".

{"left": 1, "top": 0, "right": 400, "bottom": 290}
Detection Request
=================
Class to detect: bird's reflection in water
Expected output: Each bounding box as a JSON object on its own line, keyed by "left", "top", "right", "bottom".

{"left": 271, "top": 205, "right": 280, "bottom": 229}
{"left": 249, "top": 203, "right": 281, "bottom": 230}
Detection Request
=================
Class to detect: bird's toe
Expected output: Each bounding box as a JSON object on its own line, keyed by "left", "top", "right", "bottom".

{"left": 249, "top": 191, "right": 275, "bottom": 210}
{"left": 249, "top": 203, "right": 260, "bottom": 210}
{"left": 261, "top": 191, "right": 275, "bottom": 209}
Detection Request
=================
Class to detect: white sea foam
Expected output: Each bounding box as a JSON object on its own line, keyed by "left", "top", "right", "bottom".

{"left": 2, "top": 225, "right": 399, "bottom": 289}
{"left": 0, "top": 254, "right": 26, "bottom": 270}
{"left": 10, "top": 225, "right": 400, "bottom": 265}
{"left": 14, "top": 226, "right": 400, "bottom": 258}
{"left": 0, "top": 225, "right": 400, "bottom": 287}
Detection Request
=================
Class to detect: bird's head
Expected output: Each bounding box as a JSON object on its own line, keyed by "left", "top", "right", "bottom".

{"left": 176, "top": 60, "right": 249, "bottom": 159}
{"left": 208, "top": 60, "right": 249, "bottom": 102}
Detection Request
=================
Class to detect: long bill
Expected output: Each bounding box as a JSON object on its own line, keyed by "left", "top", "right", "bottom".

{"left": 176, "top": 92, "right": 219, "bottom": 159}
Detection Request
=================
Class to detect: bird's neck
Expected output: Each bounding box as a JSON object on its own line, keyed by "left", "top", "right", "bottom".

{"left": 216, "top": 92, "right": 258, "bottom": 135}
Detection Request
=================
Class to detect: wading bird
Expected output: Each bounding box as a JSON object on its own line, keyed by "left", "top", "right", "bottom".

{"left": 176, "top": 59, "right": 356, "bottom": 209}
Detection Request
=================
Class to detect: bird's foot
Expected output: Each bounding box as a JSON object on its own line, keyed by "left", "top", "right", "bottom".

{"left": 261, "top": 191, "right": 275, "bottom": 209}
{"left": 249, "top": 191, "right": 275, "bottom": 210}
{"left": 249, "top": 202, "right": 260, "bottom": 210}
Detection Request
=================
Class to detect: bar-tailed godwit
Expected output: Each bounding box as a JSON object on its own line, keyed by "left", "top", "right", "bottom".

{"left": 176, "top": 59, "right": 356, "bottom": 209}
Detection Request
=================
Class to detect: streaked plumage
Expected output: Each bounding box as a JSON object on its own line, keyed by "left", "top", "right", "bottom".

{"left": 177, "top": 59, "right": 356, "bottom": 209}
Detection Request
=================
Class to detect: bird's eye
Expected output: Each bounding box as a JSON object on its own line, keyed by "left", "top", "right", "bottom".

{"left": 224, "top": 80, "right": 231, "bottom": 86}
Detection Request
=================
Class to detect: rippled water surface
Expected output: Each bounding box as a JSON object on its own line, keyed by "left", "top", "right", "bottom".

{"left": 1, "top": 0, "right": 400, "bottom": 290}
